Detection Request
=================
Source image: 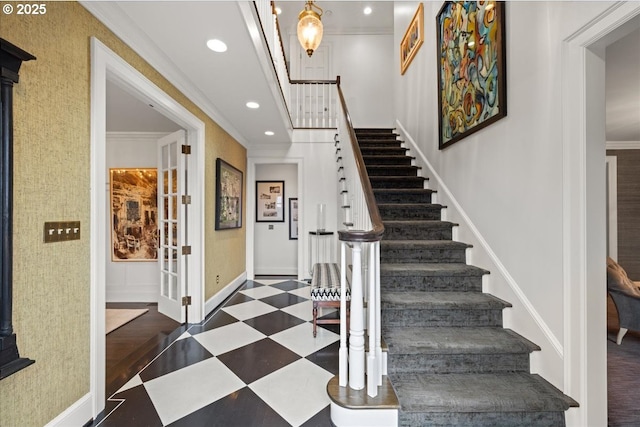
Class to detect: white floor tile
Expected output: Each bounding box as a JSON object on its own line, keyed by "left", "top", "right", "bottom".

{"left": 177, "top": 331, "right": 191, "bottom": 340}
{"left": 270, "top": 322, "right": 339, "bottom": 357}
{"left": 145, "top": 357, "right": 245, "bottom": 425}
{"left": 250, "top": 359, "right": 333, "bottom": 427}
{"left": 280, "top": 300, "right": 313, "bottom": 321}
{"left": 115, "top": 374, "right": 142, "bottom": 395}
{"left": 252, "top": 279, "right": 286, "bottom": 286}
{"left": 222, "top": 300, "right": 278, "bottom": 321}
{"left": 240, "top": 286, "right": 284, "bottom": 300}
{"left": 288, "top": 286, "right": 311, "bottom": 299}
{"left": 193, "top": 322, "right": 266, "bottom": 356}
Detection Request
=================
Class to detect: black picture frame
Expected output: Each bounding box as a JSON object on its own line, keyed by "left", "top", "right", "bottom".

{"left": 256, "top": 181, "right": 285, "bottom": 222}
{"left": 215, "top": 158, "right": 243, "bottom": 230}
{"left": 289, "top": 198, "right": 298, "bottom": 240}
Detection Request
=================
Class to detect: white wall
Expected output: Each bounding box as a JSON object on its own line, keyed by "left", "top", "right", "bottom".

{"left": 106, "top": 132, "right": 166, "bottom": 301}
{"left": 290, "top": 33, "right": 395, "bottom": 128}
{"left": 248, "top": 132, "right": 338, "bottom": 279}
{"left": 254, "top": 163, "right": 298, "bottom": 275}
{"left": 394, "top": 1, "right": 615, "bottom": 423}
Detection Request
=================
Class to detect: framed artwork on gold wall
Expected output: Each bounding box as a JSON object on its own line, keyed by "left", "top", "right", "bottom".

{"left": 215, "top": 158, "right": 243, "bottom": 230}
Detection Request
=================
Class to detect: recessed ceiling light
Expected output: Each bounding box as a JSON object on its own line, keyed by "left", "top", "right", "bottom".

{"left": 206, "top": 39, "right": 227, "bottom": 53}
{"left": 364, "top": 6, "right": 372, "bottom": 15}
{"left": 246, "top": 101, "right": 260, "bottom": 109}
{"left": 265, "top": 131, "right": 275, "bottom": 136}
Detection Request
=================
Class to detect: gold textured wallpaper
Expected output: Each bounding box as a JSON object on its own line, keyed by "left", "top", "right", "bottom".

{"left": 0, "top": 2, "right": 246, "bottom": 425}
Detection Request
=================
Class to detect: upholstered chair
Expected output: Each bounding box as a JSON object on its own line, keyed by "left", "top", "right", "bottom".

{"left": 607, "top": 257, "right": 640, "bottom": 344}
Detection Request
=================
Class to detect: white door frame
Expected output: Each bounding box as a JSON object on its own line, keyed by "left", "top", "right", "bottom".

{"left": 246, "top": 156, "right": 305, "bottom": 280}
{"left": 561, "top": 4, "right": 640, "bottom": 426}
{"left": 90, "top": 37, "right": 205, "bottom": 417}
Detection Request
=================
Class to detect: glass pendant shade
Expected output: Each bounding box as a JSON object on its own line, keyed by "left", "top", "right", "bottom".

{"left": 297, "top": 3, "right": 323, "bottom": 57}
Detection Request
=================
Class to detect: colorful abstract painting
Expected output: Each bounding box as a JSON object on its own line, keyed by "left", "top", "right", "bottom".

{"left": 436, "top": 1, "right": 507, "bottom": 149}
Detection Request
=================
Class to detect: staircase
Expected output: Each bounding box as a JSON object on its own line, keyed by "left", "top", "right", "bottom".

{"left": 355, "top": 128, "right": 578, "bottom": 426}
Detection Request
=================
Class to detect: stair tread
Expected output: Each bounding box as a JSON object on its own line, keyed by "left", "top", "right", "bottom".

{"left": 378, "top": 203, "right": 444, "bottom": 208}
{"left": 381, "top": 240, "right": 471, "bottom": 249}
{"left": 380, "top": 262, "right": 488, "bottom": 276}
{"left": 383, "top": 326, "right": 540, "bottom": 354}
{"left": 382, "top": 291, "right": 511, "bottom": 309}
{"left": 383, "top": 220, "right": 457, "bottom": 227}
{"left": 391, "top": 372, "right": 578, "bottom": 413}
{"left": 374, "top": 188, "right": 434, "bottom": 193}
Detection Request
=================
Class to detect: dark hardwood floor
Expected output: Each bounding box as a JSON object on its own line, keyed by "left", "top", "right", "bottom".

{"left": 106, "top": 302, "right": 184, "bottom": 398}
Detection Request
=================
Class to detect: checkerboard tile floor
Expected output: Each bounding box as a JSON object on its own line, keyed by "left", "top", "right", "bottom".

{"left": 96, "top": 279, "right": 340, "bottom": 427}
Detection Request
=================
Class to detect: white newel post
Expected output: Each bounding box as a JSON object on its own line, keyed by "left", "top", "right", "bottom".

{"left": 349, "top": 242, "right": 365, "bottom": 390}
{"left": 367, "top": 241, "right": 379, "bottom": 397}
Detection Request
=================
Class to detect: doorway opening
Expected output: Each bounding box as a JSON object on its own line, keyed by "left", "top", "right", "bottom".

{"left": 90, "top": 38, "right": 205, "bottom": 417}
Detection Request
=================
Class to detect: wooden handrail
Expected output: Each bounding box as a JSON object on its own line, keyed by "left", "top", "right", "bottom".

{"left": 290, "top": 79, "right": 338, "bottom": 85}
{"left": 335, "top": 77, "right": 385, "bottom": 243}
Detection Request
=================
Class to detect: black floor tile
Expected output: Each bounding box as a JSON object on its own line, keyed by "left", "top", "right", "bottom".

{"left": 242, "top": 280, "right": 266, "bottom": 290}
{"left": 271, "top": 280, "right": 308, "bottom": 292}
{"left": 189, "top": 310, "right": 239, "bottom": 335}
{"left": 217, "top": 338, "right": 301, "bottom": 384}
{"left": 260, "top": 292, "right": 307, "bottom": 309}
{"left": 225, "top": 292, "right": 255, "bottom": 307}
{"left": 168, "top": 387, "right": 291, "bottom": 427}
{"left": 139, "top": 337, "right": 213, "bottom": 382}
{"left": 244, "top": 310, "right": 306, "bottom": 336}
{"left": 97, "top": 385, "right": 163, "bottom": 427}
{"left": 306, "top": 341, "right": 341, "bottom": 376}
{"left": 299, "top": 404, "right": 331, "bottom": 427}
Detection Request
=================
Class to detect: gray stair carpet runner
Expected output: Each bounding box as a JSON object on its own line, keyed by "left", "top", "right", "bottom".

{"left": 355, "top": 128, "right": 578, "bottom": 426}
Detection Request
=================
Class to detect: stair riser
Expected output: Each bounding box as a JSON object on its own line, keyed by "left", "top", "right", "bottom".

{"left": 360, "top": 148, "right": 408, "bottom": 156}
{"left": 379, "top": 275, "right": 482, "bottom": 292}
{"left": 399, "top": 411, "right": 566, "bottom": 427}
{"left": 359, "top": 142, "right": 403, "bottom": 149}
{"left": 357, "top": 135, "right": 400, "bottom": 141}
{"left": 379, "top": 206, "right": 442, "bottom": 220}
{"left": 382, "top": 308, "right": 504, "bottom": 327}
{"left": 374, "top": 192, "right": 432, "bottom": 204}
{"left": 363, "top": 157, "right": 413, "bottom": 166}
{"left": 381, "top": 247, "right": 467, "bottom": 263}
{"left": 367, "top": 167, "right": 418, "bottom": 177}
{"left": 384, "top": 224, "right": 452, "bottom": 240}
{"left": 387, "top": 353, "right": 531, "bottom": 374}
{"left": 371, "top": 178, "right": 425, "bottom": 189}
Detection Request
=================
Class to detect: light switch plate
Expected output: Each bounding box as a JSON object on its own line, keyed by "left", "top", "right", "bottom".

{"left": 44, "top": 221, "right": 81, "bottom": 243}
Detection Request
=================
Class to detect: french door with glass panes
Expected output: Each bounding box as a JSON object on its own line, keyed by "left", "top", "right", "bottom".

{"left": 157, "top": 130, "right": 189, "bottom": 322}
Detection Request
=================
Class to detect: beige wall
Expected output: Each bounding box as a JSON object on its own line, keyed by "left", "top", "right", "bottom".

{"left": 0, "top": 2, "right": 246, "bottom": 425}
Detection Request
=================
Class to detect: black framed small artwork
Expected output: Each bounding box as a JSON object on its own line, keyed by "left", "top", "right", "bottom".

{"left": 289, "top": 198, "right": 298, "bottom": 240}
{"left": 256, "top": 180, "right": 285, "bottom": 222}
{"left": 215, "top": 158, "right": 243, "bottom": 230}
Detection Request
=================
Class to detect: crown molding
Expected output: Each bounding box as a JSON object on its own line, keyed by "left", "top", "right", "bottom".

{"left": 79, "top": 1, "right": 249, "bottom": 147}
{"left": 606, "top": 140, "right": 640, "bottom": 150}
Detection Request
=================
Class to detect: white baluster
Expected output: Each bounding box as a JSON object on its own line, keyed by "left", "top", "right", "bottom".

{"left": 349, "top": 242, "right": 365, "bottom": 390}
{"left": 339, "top": 241, "right": 348, "bottom": 387}
{"left": 367, "top": 241, "right": 379, "bottom": 397}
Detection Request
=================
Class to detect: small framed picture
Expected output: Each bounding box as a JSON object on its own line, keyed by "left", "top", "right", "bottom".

{"left": 256, "top": 181, "right": 285, "bottom": 222}
{"left": 289, "top": 198, "right": 298, "bottom": 240}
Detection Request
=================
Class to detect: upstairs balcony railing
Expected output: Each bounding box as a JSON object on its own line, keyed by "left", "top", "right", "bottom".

{"left": 255, "top": 1, "right": 337, "bottom": 129}
{"left": 253, "top": 0, "right": 385, "bottom": 398}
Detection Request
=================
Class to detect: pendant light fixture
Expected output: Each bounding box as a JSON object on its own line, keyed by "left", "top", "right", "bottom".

{"left": 297, "top": 1, "right": 323, "bottom": 57}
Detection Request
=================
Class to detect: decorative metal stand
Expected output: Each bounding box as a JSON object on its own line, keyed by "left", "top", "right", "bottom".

{"left": 0, "top": 38, "right": 36, "bottom": 380}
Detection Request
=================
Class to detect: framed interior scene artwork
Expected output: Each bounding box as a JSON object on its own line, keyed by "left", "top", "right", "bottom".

{"left": 110, "top": 168, "right": 158, "bottom": 261}
{"left": 400, "top": 2, "right": 424, "bottom": 75}
{"left": 289, "top": 198, "right": 299, "bottom": 240}
{"left": 256, "top": 180, "right": 285, "bottom": 222}
{"left": 436, "top": 1, "right": 507, "bottom": 149}
{"left": 215, "top": 158, "right": 243, "bottom": 230}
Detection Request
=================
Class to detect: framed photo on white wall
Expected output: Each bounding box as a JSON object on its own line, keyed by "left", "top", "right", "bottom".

{"left": 256, "top": 180, "right": 285, "bottom": 222}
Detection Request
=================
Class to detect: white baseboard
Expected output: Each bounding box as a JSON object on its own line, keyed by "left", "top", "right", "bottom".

{"left": 204, "top": 272, "right": 247, "bottom": 317}
{"left": 254, "top": 267, "right": 298, "bottom": 275}
{"left": 44, "top": 393, "right": 92, "bottom": 427}
{"left": 106, "top": 285, "right": 157, "bottom": 302}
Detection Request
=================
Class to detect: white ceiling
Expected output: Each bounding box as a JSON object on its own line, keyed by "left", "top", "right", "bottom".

{"left": 85, "top": 1, "right": 639, "bottom": 144}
